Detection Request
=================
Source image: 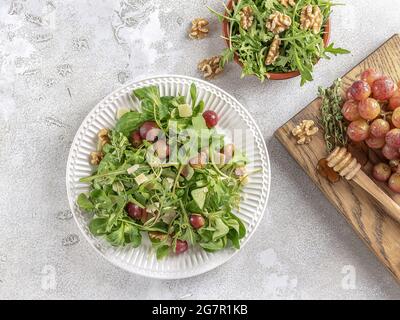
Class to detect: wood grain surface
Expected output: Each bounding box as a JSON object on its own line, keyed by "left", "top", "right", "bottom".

{"left": 275, "top": 34, "right": 400, "bottom": 282}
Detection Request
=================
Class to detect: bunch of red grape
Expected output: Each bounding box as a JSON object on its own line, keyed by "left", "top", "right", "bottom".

{"left": 342, "top": 69, "right": 400, "bottom": 192}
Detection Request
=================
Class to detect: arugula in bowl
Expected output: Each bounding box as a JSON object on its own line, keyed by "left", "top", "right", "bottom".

{"left": 212, "top": 0, "right": 349, "bottom": 85}
{"left": 77, "top": 84, "right": 251, "bottom": 259}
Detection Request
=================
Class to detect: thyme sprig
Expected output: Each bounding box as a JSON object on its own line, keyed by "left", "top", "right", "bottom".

{"left": 318, "top": 78, "right": 347, "bottom": 153}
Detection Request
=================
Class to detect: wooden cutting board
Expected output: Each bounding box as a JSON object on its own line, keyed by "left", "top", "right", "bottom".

{"left": 275, "top": 34, "right": 400, "bottom": 282}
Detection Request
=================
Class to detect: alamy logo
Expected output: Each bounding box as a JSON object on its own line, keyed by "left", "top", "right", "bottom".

{"left": 341, "top": 265, "right": 356, "bottom": 290}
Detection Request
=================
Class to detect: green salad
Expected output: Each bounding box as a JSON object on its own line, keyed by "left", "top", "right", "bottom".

{"left": 77, "top": 84, "right": 251, "bottom": 259}
{"left": 211, "top": 0, "right": 349, "bottom": 85}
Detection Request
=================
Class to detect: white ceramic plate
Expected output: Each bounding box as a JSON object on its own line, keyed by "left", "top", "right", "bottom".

{"left": 66, "top": 75, "right": 271, "bottom": 279}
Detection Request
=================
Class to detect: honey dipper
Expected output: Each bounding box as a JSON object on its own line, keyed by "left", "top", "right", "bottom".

{"left": 327, "top": 147, "right": 400, "bottom": 224}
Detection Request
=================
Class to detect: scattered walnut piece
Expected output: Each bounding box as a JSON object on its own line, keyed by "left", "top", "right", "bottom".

{"left": 239, "top": 6, "right": 254, "bottom": 30}
{"left": 90, "top": 151, "right": 103, "bottom": 165}
{"left": 198, "top": 56, "right": 223, "bottom": 80}
{"left": 266, "top": 11, "right": 292, "bottom": 34}
{"left": 97, "top": 128, "right": 110, "bottom": 148}
{"left": 265, "top": 36, "right": 281, "bottom": 65}
{"left": 300, "top": 5, "right": 323, "bottom": 34}
{"left": 189, "top": 18, "right": 209, "bottom": 39}
{"left": 148, "top": 231, "right": 168, "bottom": 241}
{"left": 279, "top": 0, "right": 296, "bottom": 7}
{"left": 291, "top": 119, "right": 319, "bottom": 145}
{"left": 317, "top": 158, "right": 340, "bottom": 183}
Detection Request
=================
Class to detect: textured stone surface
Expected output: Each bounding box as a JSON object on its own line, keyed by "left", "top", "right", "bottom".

{"left": 1, "top": 0, "right": 400, "bottom": 299}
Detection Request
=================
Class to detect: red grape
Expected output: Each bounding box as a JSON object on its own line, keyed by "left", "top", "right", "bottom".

{"left": 153, "top": 140, "right": 169, "bottom": 159}
{"left": 391, "top": 108, "right": 400, "bottom": 128}
{"left": 382, "top": 144, "right": 400, "bottom": 160}
{"left": 130, "top": 130, "right": 142, "bottom": 148}
{"left": 202, "top": 110, "right": 219, "bottom": 128}
{"left": 189, "top": 214, "right": 205, "bottom": 229}
{"left": 388, "top": 173, "right": 400, "bottom": 193}
{"left": 175, "top": 240, "right": 188, "bottom": 254}
{"left": 346, "top": 88, "right": 355, "bottom": 100}
{"left": 389, "top": 90, "right": 400, "bottom": 111}
{"left": 341, "top": 100, "right": 361, "bottom": 121}
{"left": 370, "top": 119, "right": 390, "bottom": 138}
{"left": 372, "top": 163, "right": 391, "bottom": 182}
{"left": 360, "top": 68, "right": 383, "bottom": 86}
{"left": 347, "top": 119, "right": 369, "bottom": 142}
{"left": 139, "top": 121, "right": 161, "bottom": 142}
{"left": 372, "top": 77, "right": 395, "bottom": 101}
{"left": 358, "top": 98, "right": 381, "bottom": 120}
{"left": 348, "top": 80, "right": 371, "bottom": 101}
{"left": 126, "top": 203, "right": 143, "bottom": 220}
{"left": 385, "top": 128, "right": 400, "bottom": 148}
{"left": 365, "top": 136, "right": 385, "bottom": 149}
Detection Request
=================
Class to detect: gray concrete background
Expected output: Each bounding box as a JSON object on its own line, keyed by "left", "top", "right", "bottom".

{"left": 1, "top": 0, "right": 400, "bottom": 299}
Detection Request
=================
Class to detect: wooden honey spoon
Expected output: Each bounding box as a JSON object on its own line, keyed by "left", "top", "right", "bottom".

{"left": 327, "top": 146, "right": 400, "bottom": 224}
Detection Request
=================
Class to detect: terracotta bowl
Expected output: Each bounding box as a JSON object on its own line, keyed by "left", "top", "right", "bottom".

{"left": 221, "top": 0, "right": 331, "bottom": 80}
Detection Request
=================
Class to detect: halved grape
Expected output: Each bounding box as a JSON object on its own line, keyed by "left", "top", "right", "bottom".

{"left": 348, "top": 80, "right": 371, "bottom": 101}
{"left": 385, "top": 128, "right": 400, "bottom": 148}
{"left": 382, "top": 144, "right": 400, "bottom": 160}
{"left": 358, "top": 98, "right": 381, "bottom": 120}
{"left": 372, "top": 77, "right": 395, "bottom": 101}
{"left": 370, "top": 119, "right": 390, "bottom": 138}
{"left": 360, "top": 68, "right": 383, "bottom": 86}
{"left": 365, "top": 136, "right": 385, "bottom": 149}
{"left": 139, "top": 121, "right": 161, "bottom": 142}
{"left": 388, "top": 173, "right": 400, "bottom": 193}
{"left": 341, "top": 100, "right": 361, "bottom": 121}
{"left": 347, "top": 119, "right": 369, "bottom": 142}
{"left": 388, "top": 90, "right": 400, "bottom": 111}
{"left": 372, "top": 163, "right": 391, "bottom": 182}
{"left": 153, "top": 140, "right": 169, "bottom": 159}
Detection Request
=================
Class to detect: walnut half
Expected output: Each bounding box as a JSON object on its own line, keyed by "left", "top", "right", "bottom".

{"left": 97, "top": 128, "right": 110, "bottom": 148}
{"left": 239, "top": 6, "right": 254, "bottom": 30}
{"left": 266, "top": 11, "right": 292, "bottom": 34}
{"left": 279, "top": 0, "right": 296, "bottom": 7}
{"left": 300, "top": 5, "right": 323, "bottom": 34}
{"left": 198, "top": 56, "right": 223, "bottom": 80}
{"left": 265, "top": 36, "right": 281, "bottom": 66}
{"left": 90, "top": 151, "right": 103, "bottom": 165}
{"left": 291, "top": 120, "right": 319, "bottom": 145}
{"left": 189, "top": 18, "right": 209, "bottom": 40}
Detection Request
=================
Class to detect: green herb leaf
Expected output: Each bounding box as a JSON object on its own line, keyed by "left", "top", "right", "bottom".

{"left": 115, "top": 111, "right": 146, "bottom": 137}
{"left": 77, "top": 193, "right": 94, "bottom": 211}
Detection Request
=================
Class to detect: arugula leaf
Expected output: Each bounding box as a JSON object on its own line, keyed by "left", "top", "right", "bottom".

{"left": 323, "top": 43, "right": 351, "bottom": 56}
